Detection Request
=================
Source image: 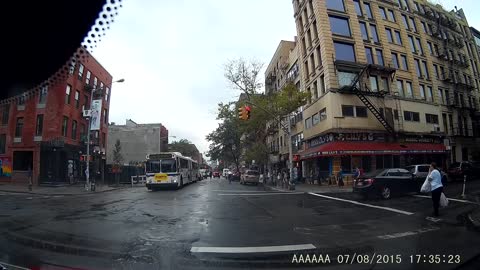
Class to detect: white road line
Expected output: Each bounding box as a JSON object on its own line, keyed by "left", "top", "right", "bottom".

{"left": 377, "top": 227, "right": 439, "bottom": 240}
{"left": 0, "top": 261, "right": 31, "bottom": 270}
{"left": 191, "top": 244, "right": 316, "bottom": 253}
{"left": 413, "top": 194, "right": 474, "bottom": 204}
{"left": 307, "top": 192, "right": 414, "bottom": 215}
{"left": 218, "top": 192, "right": 304, "bottom": 196}
{"left": 211, "top": 190, "right": 273, "bottom": 193}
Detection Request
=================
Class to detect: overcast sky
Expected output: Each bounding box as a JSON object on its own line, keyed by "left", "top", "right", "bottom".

{"left": 91, "top": 0, "right": 479, "bottom": 158}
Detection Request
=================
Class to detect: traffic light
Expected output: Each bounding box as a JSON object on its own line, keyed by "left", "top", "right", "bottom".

{"left": 245, "top": 105, "right": 251, "bottom": 120}
{"left": 238, "top": 105, "right": 251, "bottom": 120}
{"left": 238, "top": 107, "right": 245, "bottom": 120}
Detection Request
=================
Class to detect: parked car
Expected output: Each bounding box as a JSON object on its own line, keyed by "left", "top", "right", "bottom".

{"left": 405, "top": 164, "right": 449, "bottom": 185}
{"left": 447, "top": 161, "right": 480, "bottom": 181}
{"left": 213, "top": 171, "right": 220, "bottom": 178}
{"left": 353, "top": 168, "right": 419, "bottom": 200}
{"left": 240, "top": 170, "right": 260, "bottom": 185}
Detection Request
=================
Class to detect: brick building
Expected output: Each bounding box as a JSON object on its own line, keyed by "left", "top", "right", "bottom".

{"left": 0, "top": 51, "right": 113, "bottom": 185}
{"left": 270, "top": 0, "right": 480, "bottom": 180}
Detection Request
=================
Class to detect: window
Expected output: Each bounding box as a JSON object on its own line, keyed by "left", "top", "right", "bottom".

{"left": 62, "top": 116, "right": 68, "bottom": 137}
{"left": 320, "top": 108, "right": 327, "bottom": 120}
{"left": 406, "top": 81, "right": 413, "bottom": 97}
{"left": 370, "top": 25, "right": 379, "bottom": 42}
{"left": 65, "top": 84, "right": 71, "bottom": 104}
{"left": 391, "top": 53, "right": 399, "bottom": 68}
{"left": 304, "top": 61, "right": 309, "bottom": 77}
{"left": 438, "top": 88, "right": 444, "bottom": 104}
{"left": 440, "top": 66, "right": 445, "bottom": 80}
{"left": 326, "top": 0, "right": 345, "bottom": 12}
{"left": 422, "top": 61, "right": 429, "bottom": 79}
{"left": 305, "top": 117, "right": 312, "bottom": 129}
{"left": 356, "top": 106, "right": 368, "bottom": 117}
{"left": 342, "top": 105, "right": 354, "bottom": 117}
{"left": 39, "top": 86, "right": 48, "bottom": 104}
{"left": 69, "top": 60, "right": 75, "bottom": 75}
{"left": 401, "top": 14, "right": 409, "bottom": 29}
{"left": 15, "top": 117, "right": 24, "bottom": 137}
{"left": 301, "top": 38, "right": 307, "bottom": 55}
{"left": 364, "top": 2, "right": 373, "bottom": 19}
{"left": 415, "top": 38, "right": 423, "bottom": 54}
{"left": 421, "top": 21, "right": 427, "bottom": 33}
{"left": 74, "top": 90, "right": 80, "bottom": 108}
{"left": 86, "top": 70, "right": 91, "bottom": 84}
{"left": 387, "top": 9, "right": 395, "bottom": 22}
{"left": 401, "top": 55, "right": 408, "bottom": 70}
{"left": 93, "top": 77, "right": 98, "bottom": 89}
{"left": 334, "top": 41, "right": 355, "bottom": 62}
{"left": 397, "top": 80, "right": 405, "bottom": 96}
{"left": 72, "top": 120, "right": 77, "bottom": 140}
{"left": 419, "top": 84, "right": 426, "bottom": 100}
{"left": 35, "top": 114, "right": 43, "bottom": 136}
{"left": 312, "top": 112, "right": 320, "bottom": 125}
{"left": 426, "top": 86, "right": 433, "bottom": 101}
{"left": 408, "top": 35, "right": 415, "bottom": 52}
{"left": 329, "top": 16, "right": 351, "bottom": 37}
{"left": 433, "top": 64, "right": 439, "bottom": 79}
{"left": 394, "top": 31, "right": 402, "bottom": 45}
{"left": 394, "top": 109, "right": 399, "bottom": 120}
{"left": 1, "top": 105, "right": 9, "bottom": 125}
{"left": 365, "top": 47, "right": 374, "bottom": 64}
{"left": 307, "top": 29, "right": 312, "bottom": 48}
{"left": 413, "top": 2, "right": 419, "bottom": 11}
{"left": 338, "top": 71, "right": 359, "bottom": 87}
{"left": 409, "top": 17, "right": 417, "bottom": 32}
{"left": 414, "top": 59, "right": 421, "bottom": 77}
{"left": 376, "top": 49, "right": 384, "bottom": 66}
{"left": 312, "top": 81, "right": 318, "bottom": 99}
{"left": 425, "top": 114, "right": 439, "bottom": 124}
{"left": 359, "top": 22, "right": 368, "bottom": 40}
{"left": 427, "top": 42, "right": 433, "bottom": 55}
{"left": 319, "top": 75, "right": 325, "bottom": 95}
{"left": 404, "top": 111, "right": 420, "bottom": 122}
{"left": 386, "top": 28, "right": 393, "bottom": 43}
{"left": 353, "top": 0, "right": 362, "bottom": 16}
{"left": 310, "top": 54, "right": 315, "bottom": 72}
{"left": 379, "top": 6, "right": 386, "bottom": 19}
{"left": 312, "top": 21, "right": 318, "bottom": 40}
{"left": 0, "top": 134, "right": 5, "bottom": 154}
{"left": 104, "top": 109, "right": 108, "bottom": 124}
{"left": 380, "top": 77, "right": 388, "bottom": 91}
{"left": 370, "top": 75, "right": 379, "bottom": 91}
{"left": 316, "top": 46, "right": 321, "bottom": 68}
{"left": 102, "top": 132, "right": 106, "bottom": 147}
{"left": 78, "top": 64, "right": 84, "bottom": 79}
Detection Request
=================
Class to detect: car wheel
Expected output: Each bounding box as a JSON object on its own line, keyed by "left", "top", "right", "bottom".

{"left": 380, "top": 186, "right": 391, "bottom": 200}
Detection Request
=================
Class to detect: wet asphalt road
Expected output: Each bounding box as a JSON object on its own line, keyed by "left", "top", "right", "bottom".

{"left": 0, "top": 177, "right": 480, "bottom": 270}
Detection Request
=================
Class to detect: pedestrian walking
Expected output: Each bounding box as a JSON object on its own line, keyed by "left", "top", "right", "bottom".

{"left": 337, "top": 167, "right": 344, "bottom": 187}
{"left": 428, "top": 162, "right": 444, "bottom": 217}
{"left": 309, "top": 169, "right": 314, "bottom": 185}
{"left": 267, "top": 170, "right": 271, "bottom": 185}
{"left": 353, "top": 167, "right": 361, "bottom": 181}
{"left": 277, "top": 171, "right": 282, "bottom": 187}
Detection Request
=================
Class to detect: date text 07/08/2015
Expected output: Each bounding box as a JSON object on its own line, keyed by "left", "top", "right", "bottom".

{"left": 291, "top": 253, "right": 462, "bottom": 265}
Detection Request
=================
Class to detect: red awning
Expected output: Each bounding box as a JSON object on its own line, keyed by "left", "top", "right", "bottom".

{"left": 300, "top": 141, "right": 446, "bottom": 159}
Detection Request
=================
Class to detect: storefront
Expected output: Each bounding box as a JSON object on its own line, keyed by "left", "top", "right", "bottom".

{"left": 299, "top": 132, "right": 448, "bottom": 177}
{"left": 39, "top": 138, "right": 84, "bottom": 184}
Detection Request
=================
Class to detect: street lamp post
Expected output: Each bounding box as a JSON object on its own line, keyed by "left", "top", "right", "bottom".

{"left": 85, "top": 78, "right": 124, "bottom": 191}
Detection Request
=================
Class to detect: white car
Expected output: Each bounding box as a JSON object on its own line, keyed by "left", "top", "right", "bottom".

{"left": 223, "top": 169, "right": 231, "bottom": 177}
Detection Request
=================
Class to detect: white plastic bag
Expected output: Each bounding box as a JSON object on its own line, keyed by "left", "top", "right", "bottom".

{"left": 420, "top": 178, "right": 432, "bottom": 193}
{"left": 440, "top": 192, "right": 449, "bottom": 207}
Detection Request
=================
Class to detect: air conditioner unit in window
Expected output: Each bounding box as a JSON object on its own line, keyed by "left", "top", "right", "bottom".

{"left": 433, "top": 124, "right": 441, "bottom": 132}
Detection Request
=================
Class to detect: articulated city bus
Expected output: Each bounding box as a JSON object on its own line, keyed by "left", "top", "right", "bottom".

{"left": 145, "top": 152, "right": 200, "bottom": 190}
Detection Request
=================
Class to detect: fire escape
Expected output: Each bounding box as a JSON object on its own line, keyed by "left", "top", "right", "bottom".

{"left": 342, "top": 63, "right": 397, "bottom": 134}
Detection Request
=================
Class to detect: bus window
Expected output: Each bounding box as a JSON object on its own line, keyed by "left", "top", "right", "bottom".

{"left": 180, "top": 158, "right": 188, "bottom": 169}
{"left": 161, "top": 159, "right": 177, "bottom": 173}
{"left": 146, "top": 160, "right": 160, "bottom": 173}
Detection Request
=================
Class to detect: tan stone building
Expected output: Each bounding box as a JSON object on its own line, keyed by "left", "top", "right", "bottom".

{"left": 284, "top": 0, "right": 480, "bottom": 180}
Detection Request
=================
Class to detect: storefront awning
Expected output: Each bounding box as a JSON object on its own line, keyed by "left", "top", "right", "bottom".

{"left": 300, "top": 141, "right": 446, "bottom": 159}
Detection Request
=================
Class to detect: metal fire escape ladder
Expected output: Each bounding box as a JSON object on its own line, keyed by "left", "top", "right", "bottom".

{"left": 349, "top": 65, "right": 395, "bottom": 134}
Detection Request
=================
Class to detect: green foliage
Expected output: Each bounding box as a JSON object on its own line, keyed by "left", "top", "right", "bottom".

{"left": 112, "top": 139, "right": 123, "bottom": 165}
{"left": 168, "top": 139, "right": 198, "bottom": 158}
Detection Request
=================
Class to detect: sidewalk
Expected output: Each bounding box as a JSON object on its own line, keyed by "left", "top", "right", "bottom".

{"left": 0, "top": 182, "right": 124, "bottom": 195}
{"left": 267, "top": 182, "right": 353, "bottom": 193}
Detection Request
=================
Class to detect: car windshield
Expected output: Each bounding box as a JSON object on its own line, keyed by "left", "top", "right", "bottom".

{"left": 5, "top": 1, "right": 480, "bottom": 269}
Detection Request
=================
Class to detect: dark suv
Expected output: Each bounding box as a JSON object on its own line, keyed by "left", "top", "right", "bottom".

{"left": 448, "top": 161, "right": 480, "bottom": 181}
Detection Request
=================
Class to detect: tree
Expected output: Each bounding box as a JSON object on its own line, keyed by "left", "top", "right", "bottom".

{"left": 168, "top": 139, "right": 199, "bottom": 158}
{"left": 112, "top": 139, "right": 123, "bottom": 185}
{"left": 224, "top": 58, "right": 263, "bottom": 96}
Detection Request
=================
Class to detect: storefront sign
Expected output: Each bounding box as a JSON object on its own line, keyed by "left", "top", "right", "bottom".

{"left": 308, "top": 132, "right": 382, "bottom": 147}
{"left": 47, "top": 137, "right": 65, "bottom": 148}
{"left": 403, "top": 137, "right": 441, "bottom": 143}
{"left": 0, "top": 157, "right": 12, "bottom": 177}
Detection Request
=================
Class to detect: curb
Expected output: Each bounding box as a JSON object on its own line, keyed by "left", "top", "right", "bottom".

{"left": 0, "top": 186, "right": 125, "bottom": 196}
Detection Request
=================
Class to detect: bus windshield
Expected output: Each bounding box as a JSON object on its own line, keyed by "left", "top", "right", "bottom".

{"left": 146, "top": 159, "right": 177, "bottom": 173}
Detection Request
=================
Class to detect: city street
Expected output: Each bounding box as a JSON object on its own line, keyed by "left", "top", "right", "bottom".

{"left": 0, "top": 177, "right": 479, "bottom": 269}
